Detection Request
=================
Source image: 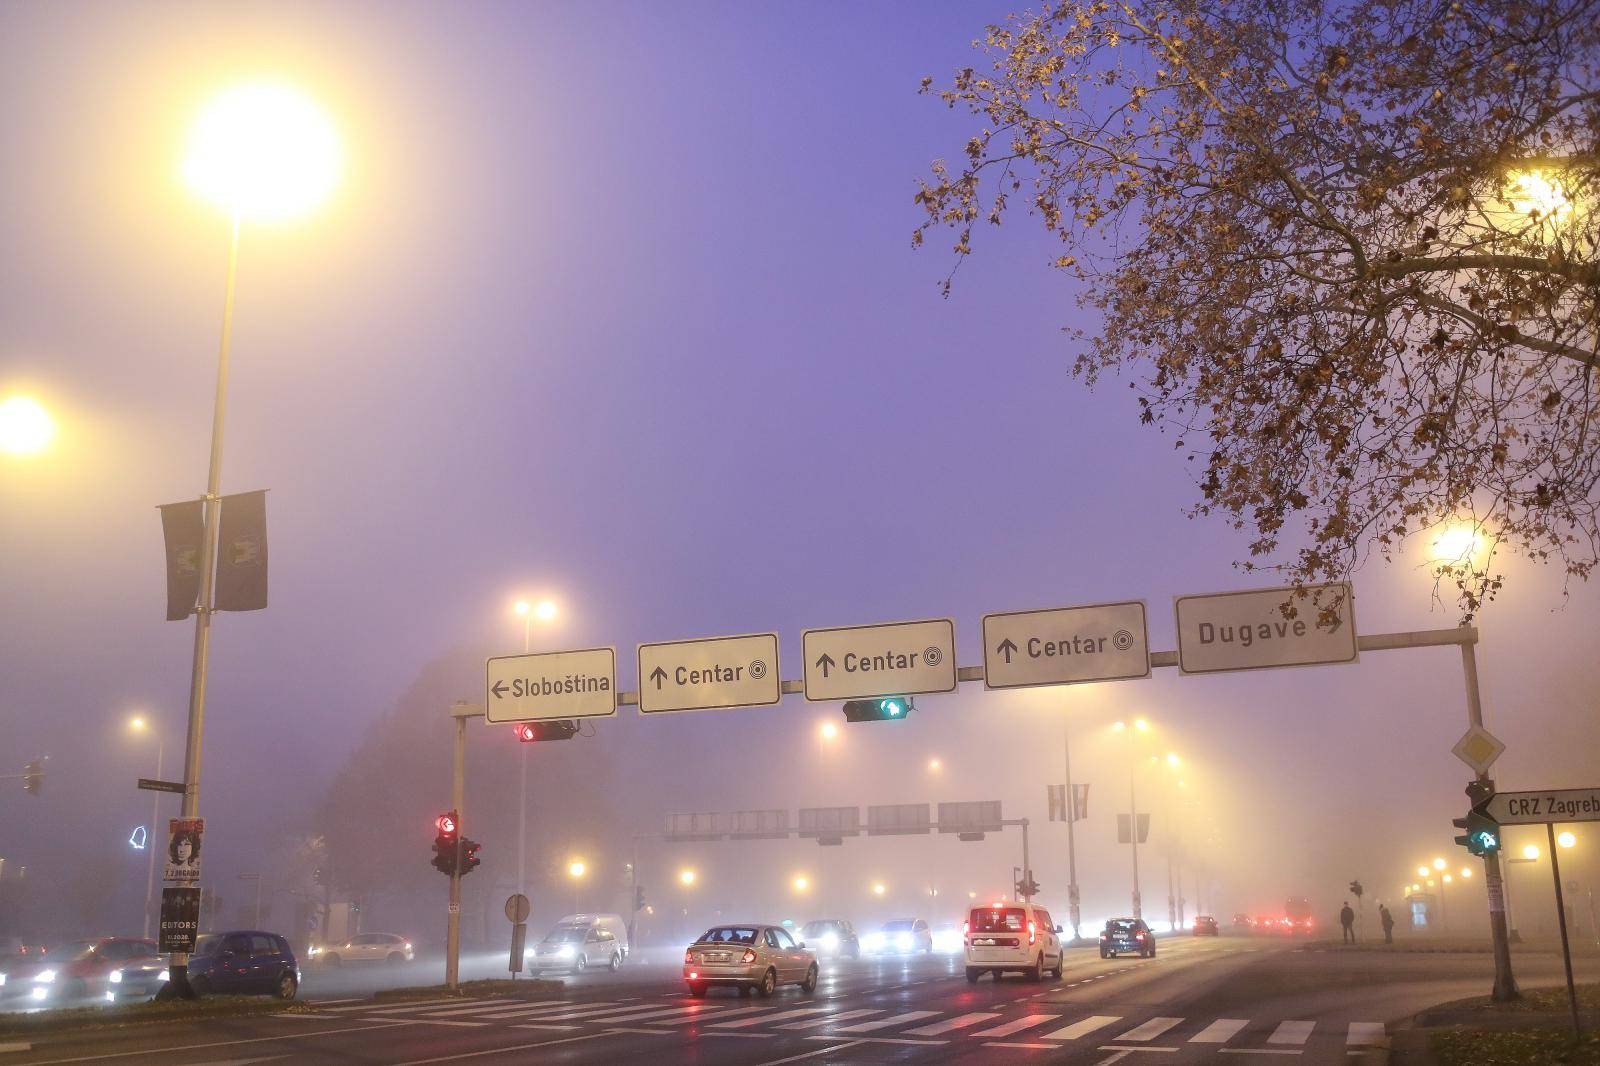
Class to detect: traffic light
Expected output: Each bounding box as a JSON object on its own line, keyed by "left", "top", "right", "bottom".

{"left": 313, "top": 867, "right": 326, "bottom": 886}
{"left": 1015, "top": 877, "right": 1041, "bottom": 898}
{"left": 634, "top": 885, "right": 646, "bottom": 912}
{"left": 842, "top": 696, "right": 914, "bottom": 723}
{"left": 22, "top": 759, "right": 42, "bottom": 796}
{"left": 459, "top": 838, "right": 481, "bottom": 876}
{"left": 1453, "top": 811, "right": 1501, "bottom": 856}
{"left": 1349, "top": 880, "right": 1364, "bottom": 899}
{"left": 513, "top": 721, "right": 579, "bottom": 742}
{"left": 431, "top": 810, "right": 459, "bottom": 876}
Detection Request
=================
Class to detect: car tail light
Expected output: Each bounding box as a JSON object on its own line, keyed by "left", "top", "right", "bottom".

{"left": 1135, "top": 932, "right": 1146, "bottom": 940}
{"left": 688, "top": 971, "right": 698, "bottom": 979}
{"left": 1099, "top": 932, "right": 1108, "bottom": 941}
{"left": 1028, "top": 921, "right": 1037, "bottom": 945}
{"left": 962, "top": 920, "right": 969, "bottom": 942}
{"left": 740, "top": 949, "right": 757, "bottom": 964}
{"left": 684, "top": 950, "right": 694, "bottom": 964}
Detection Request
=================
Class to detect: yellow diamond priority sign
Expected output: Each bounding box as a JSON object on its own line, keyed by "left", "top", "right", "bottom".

{"left": 1452, "top": 725, "right": 1505, "bottom": 776}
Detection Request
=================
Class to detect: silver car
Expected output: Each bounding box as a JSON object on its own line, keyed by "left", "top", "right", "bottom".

{"left": 683, "top": 924, "right": 817, "bottom": 997}
{"left": 531, "top": 926, "right": 623, "bottom": 974}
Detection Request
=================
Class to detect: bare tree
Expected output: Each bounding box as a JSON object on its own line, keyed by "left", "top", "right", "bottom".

{"left": 916, "top": 0, "right": 1599, "bottom": 616}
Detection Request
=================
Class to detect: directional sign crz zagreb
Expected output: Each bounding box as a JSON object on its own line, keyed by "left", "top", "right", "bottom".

{"left": 486, "top": 648, "right": 617, "bottom": 723}
{"left": 1482, "top": 787, "right": 1600, "bottom": 826}
{"left": 637, "top": 633, "right": 781, "bottom": 714}
{"left": 982, "top": 601, "right": 1150, "bottom": 689}
{"left": 801, "top": 618, "right": 957, "bottom": 702}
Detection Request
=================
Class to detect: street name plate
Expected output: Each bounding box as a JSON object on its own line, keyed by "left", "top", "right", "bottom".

{"left": 1482, "top": 787, "right": 1600, "bottom": 826}
{"left": 138, "top": 777, "right": 186, "bottom": 794}
{"left": 982, "top": 601, "right": 1150, "bottom": 689}
{"left": 801, "top": 618, "right": 957, "bottom": 702}
{"left": 1174, "top": 582, "right": 1357, "bottom": 675}
{"left": 486, "top": 648, "right": 617, "bottom": 723}
{"left": 637, "top": 633, "right": 781, "bottom": 714}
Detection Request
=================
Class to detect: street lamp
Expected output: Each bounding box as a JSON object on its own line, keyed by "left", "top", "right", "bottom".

{"left": 1460, "top": 868, "right": 1473, "bottom": 879}
{"left": 1432, "top": 858, "right": 1447, "bottom": 872}
{"left": 871, "top": 882, "right": 887, "bottom": 896}
{"left": 0, "top": 396, "right": 55, "bottom": 456}
{"left": 1523, "top": 844, "right": 1541, "bottom": 861}
{"left": 927, "top": 757, "right": 942, "bottom": 772}
{"left": 169, "top": 82, "right": 339, "bottom": 994}
{"left": 1417, "top": 865, "right": 1431, "bottom": 878}
{"left": 510, "top": 597, "right": 560, "bottom": 904}
{"left": 1558, "top": 831, "right": 1577, "bottom": 849}
{"left": 792, "top": 875, "right": 809, "bottom": 893}
{"left": 568, "top": 859, "right": 587, "bottom": 913}
{"left": 819, "top": 721, "right": 838, "bottom": 741}
{"left": 128, "top": 716, "right": 165, "bottom": 940}
{"left": 679, "top": 868, "right": 697, "bottom": 887}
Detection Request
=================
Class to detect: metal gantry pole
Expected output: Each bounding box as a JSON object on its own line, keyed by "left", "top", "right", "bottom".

{"left": 1062, "top": 723, "right": 1081, "bottom": 939}
{"left": 1460, "top": 639, "right": 1518, "bottom": 1001}
{"left": 518, "top": 622, "right": 529, "bottom": 905}
{"left": 170, "top": 212, "right": 241, "bottom": 995}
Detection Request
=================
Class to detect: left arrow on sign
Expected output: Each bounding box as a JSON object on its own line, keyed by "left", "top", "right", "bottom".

{"left": 491, "top": 680, "right": 509, "bottom": 699}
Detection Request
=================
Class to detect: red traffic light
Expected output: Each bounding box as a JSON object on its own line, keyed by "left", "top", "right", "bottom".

{"left": 437, "top": 812, "right": 457, "bottom": 835}
{"left": 513, "top": 723, "right": 536, "bottom": 742}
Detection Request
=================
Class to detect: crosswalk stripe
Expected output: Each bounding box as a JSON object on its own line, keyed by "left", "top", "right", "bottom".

{"left": 659, "top": 1003, "right": 789, "bottom": 1025}
{"left": 712, "top": 1006, "right": 832, "bottom": 1029}
{"left": 1118, "top": 1017, "right": 1183, "bottom": 1041}
{"left": 420, "top": 1000, "right": 564, "bottom": 1017}
{"left": 1347, "top": 1022, "right": 1386, "bottom": 1045}
{"left": 970, "top": 1014, "right": 1061, "bottom": 1038}
{"left": 477, "top": 1001, "right": 629, "bottom": 1021}
{"left": 778, "top": 1008, "right": 883, "bottom": 1030}
{"left": 336, "top": 998, "right": 464, "bottom": 1014}
{"left": 1268, "top": 1020, "right": 1315, "bottom": 1045}
{"left": 572, "top": 1003, "right": 735, "bottom": 1024}
{"left": 833, "top": 1011, "right": 940, "bottom": 1033}
{"left": 904, "top": 1013, "right": 1000, "bottom": 1036}
{"left": 1043, "top": 1015, "right": 1122, "bottom": 1041}
{"left": 1190, "top": 1019, "right": 1249, "bottom": 1043}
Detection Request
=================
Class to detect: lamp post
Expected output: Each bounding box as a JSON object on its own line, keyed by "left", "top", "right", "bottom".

{"left": 512, "top": 599, "right": 558, "bottom": 907}
{"left": 129, "top": 717, "right": 163, "bottom": 940}
{"left": 568, "top": 860, "right": 587, "bottom": 913}
{"left": 1113, "top": 719, "right": 1150, "bottom": 919}
{"left": 170, "top": 83, "right": 339, "bottom": 996}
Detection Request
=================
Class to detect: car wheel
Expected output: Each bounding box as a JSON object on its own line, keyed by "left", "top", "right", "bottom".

{"left": 686, "top": 982, "right": 706, "bottom": 998}
{"left": 756, "top": 968, "right": 777, "bottom": 997}
{"left": 1051, "top": 959, "right": 1063, "bottom": 978}
{"left": 1099, "top": 948, "right": 1109, "bottom": 959}
{"left": 275, "top": 972, "right": 298, "bottom": 1000}
{"left": 386, "top": 952, "right": 405, "bottom": 966}
{"left": 574, "top": 954, "right": 588, "bottom": 973}
{"left": 322, "top": 953, "right": 341, "bottom": 967}
{"left": 800, "top": 965, "right": 818, "bottom": 993}
{"left": 965, "top": 967, "right": 981, "bottom": 983}
{"left": 609, "top": 952, "right": 622, "bottom": 972}
{"left": 1028, "top": 955, "right": 1043, "bottom": 982}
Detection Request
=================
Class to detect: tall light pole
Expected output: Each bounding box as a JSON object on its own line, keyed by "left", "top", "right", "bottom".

{"left": 128, "top": 716, "right": 163, "bottom": 940}
{"left": 1062, "top": 720, "right": 1081, "bottom": 939}
{"left": 170, "top": 82, "right": 340, "bottom": 995}
{"left": 1113, "top": 719, "right": 1150, "bottom": 919}
{"left": 513, "top": 598, "right": 558, "bottom": 905}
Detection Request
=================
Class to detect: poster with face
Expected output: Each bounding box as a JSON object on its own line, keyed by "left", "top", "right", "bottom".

{"left": 164, "top": 817, "right": 204, "bottom": 882}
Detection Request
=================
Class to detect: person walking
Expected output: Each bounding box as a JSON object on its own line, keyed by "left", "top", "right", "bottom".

{"left": 1339, "top": 901, "right": 1356, "bottom": 944}
{"left": 1379, "top": 904, "right": 1395, "bottom": 945}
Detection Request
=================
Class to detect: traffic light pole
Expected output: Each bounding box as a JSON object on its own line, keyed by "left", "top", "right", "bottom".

{"left": 446, "top": 707, "right": 468, "bottom": 991}
{"left": 1459, "top": 640, "right": 1518, "bottom": 1002}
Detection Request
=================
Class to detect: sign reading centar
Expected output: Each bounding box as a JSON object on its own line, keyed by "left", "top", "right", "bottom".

{"left": 1174, "top": 582, "right": 1357, "bottom": 675}
{"left": 801, "top": 618, "right": 957, "bottom": 702}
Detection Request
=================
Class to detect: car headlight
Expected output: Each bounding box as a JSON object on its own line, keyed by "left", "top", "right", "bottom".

{"left": 109, "top": 970, "right": 123, "bottom": 983}
{"left": 556, "top": 946, "right": 575, "bottom": 959}
{"left": 35, "top": 969, "right": 56, "bottom": 984}
{"left": 158, "top": 970, "right": 170, "bottom": 981}
{"left": 404, "top": 942, "right": 412, "bottom": 952}
{"left": 307, "top": 945, "right": 321, "bottom": 956}
{"left": 821, "top": 933, "right": 839, "bottom": 949}
{"left": 896, "top": 933, "right": 913, "bottom": 949}
{"left": 0, "top": 972, "right": 7, "bottom": 987}
{"left": 32, "top": 987, "right": 48, "bottom": 1000}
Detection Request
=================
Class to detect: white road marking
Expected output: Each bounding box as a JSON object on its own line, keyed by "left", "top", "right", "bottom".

{"left": 986, "top": 1042, "right": 1056, "bottom": 1050}
{"left": 1118, "top": 1017, "right": 1183, "bottom": 1041}
{"left": 1268, "top": 1020, "right": 1315, "bottom": 1045}
{"left": 713, "top": 1006, "right": 832, "bottom": 1028}
{"left": 779, "top": 1008, "right": 882, "bottom": 1029}
{"left": 1347, "top": 1022, "right": 1386, "bottom": 1045}
{"left": 1224, "top": 1050, "right": 1302, "bottom": 1056}
{"left": 970, "top": 1014, "right": 1061, "bottom": 1037}
{"left": 481, "top": 1001, "right": 630, "bottom": 1020}
{"left": 18, "top": 1021, "right": 410, "bottom": 1065}
{"left": 327, "top": 998, "right": 462, "bottom": 1013}
{"left": 509, "top": 1024, "right": 580, "bottom": 1032}
{"left": 752, "top": 1040, "right": 867, "bottom": 1065}
{"left": 833, "top": 1010, "right": 939, "bottom": 1033}
{"left": 904, "top": 1012, "right": 1000, "bottom": 1036}
{"left": 802, "top": 1036, "right": 945, "bottom": 1046}
{"left": 573, "top": 1003, "right": 736, "bottom": 1024}
{"left": 421, "top": 1000, "right": 565, "bottom": 1017}
{"left": 1191, "top": 1019, "right": 1250, "bottom": 1043}
{"left": 702, "top": 1031, "right": 777, "bottom": 1039}
{"left": 393, "top": 1028, "right": 636, "bottom": 1064}
{"left": 1044, "top": 1015, "right": 1122, "bottom": 1040}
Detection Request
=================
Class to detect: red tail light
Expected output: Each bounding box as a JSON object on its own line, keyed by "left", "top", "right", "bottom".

{"left": 740, "top": 949, "right": 757, "bottom": 964}
{"left": 684, "top": 950, "right": 694, "bottom": 964}
{"left": 962, "top": 920, "right": 969, "bottom": 939}
{"left": 1135, "top": 932, "right": 1146, "bottom": 940}
{"left": 1028, "top": 920, "right": 1037, "bottom": 945}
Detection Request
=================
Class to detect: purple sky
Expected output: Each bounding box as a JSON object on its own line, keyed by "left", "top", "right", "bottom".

{"left": 2, "top": 1, "right": 1597, "bottom": 936}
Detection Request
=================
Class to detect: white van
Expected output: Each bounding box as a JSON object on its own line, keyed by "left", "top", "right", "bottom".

{"left": 963, "top": 900, "right": 1063, "bottom": 982}
{"left": 550, "top": 913, "right": 630, "bottom": 959}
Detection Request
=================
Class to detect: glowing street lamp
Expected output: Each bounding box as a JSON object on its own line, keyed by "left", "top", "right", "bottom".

{"left": 1557, "top": 831, "right": 1577, "bottom": 849}
{"left": 569, "top": 860, "right": 588, "bottom": 879}
{"left": 1460, "top": 868, "right": 1472, "bottom": 878}
{"left": 792, "top": 875, "right": 809, "bottom": 893}
{"left": 1417, "top": 865, "right": 1431, "bottom": 878}
{"left": 1522, "top": 844, "right": 1541, "bottom": 861}
{"left": 928, "top": 757, "right": 942, "bottom": 772}
{"left": 871, "top": 882, "right": 887, "bottom": 896}
{"left": 819, "top": 721, "right": 838, "bottom": 741}
{"left": 679, "top": 868, "right": 697, "bottom": 887}
{"left": 0, "top": 397, "right": 55, "bottom": 456}
{"left": 1432, "top": 858, "right": 1447, "bottom": 872}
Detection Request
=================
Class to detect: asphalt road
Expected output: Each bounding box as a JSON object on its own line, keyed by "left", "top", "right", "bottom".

{"left": 3, "top": 937, "right": 1595, "bottom": 1065}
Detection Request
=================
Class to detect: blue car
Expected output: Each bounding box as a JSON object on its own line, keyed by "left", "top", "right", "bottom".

{"left": 186, "top": 931, "right": 299, "bottom": 999}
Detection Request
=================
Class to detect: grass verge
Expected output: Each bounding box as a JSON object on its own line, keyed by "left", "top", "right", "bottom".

{"left": 0, "top": 996, "right": 305, "bottom": 1037}
{"left": 370, "top": 978, "right": 565, "bottom": 1002}
{"left": 1432, "top": 1027, "right": 1600, "bottom": 1065}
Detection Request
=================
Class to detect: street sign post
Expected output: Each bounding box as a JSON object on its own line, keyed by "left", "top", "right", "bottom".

{"left": 1174, "top": 582, "right": 1357, "bottom": 674}
{"left": 137, "top": 778, "right": 186, "bottom": 795}
{"left": 486, "top": 648, "right": 617, "bottom": 723}
{"left": 1453, "top": 726, "right": 1507, "bottom": 776}
{"left": 504, "top": 893, "right": 530, "bottom": 977}
{"left": 637, "top": 633, "right": 781, "bottom": 714}
{"left": 801, "top": 618, "right": 956, "bottom": 702}
{"left": 1481, "top": 787, "right": 1600, "bottom": 826}
{"left": 982, "top": 601, "right": 1150, "bottom": 689}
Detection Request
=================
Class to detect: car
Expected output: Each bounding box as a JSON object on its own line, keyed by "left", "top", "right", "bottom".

{"left": 864, "top": 919, "right": 933, "bottom": 955}
{"left": 1231, "top": 913, "right": 1253, "bottom": 929}
{"left": 1100, "top": 917, "right": 1156, "bottom": 958}
{"left": 547, "top": 913, "right": 631, "bottom": 959}
{"left": 2, "top": 938, "right": 160, "bottom": 1006}
{"left": 106, "top": 957, "right": 171, "bottom": 1003}
{"left": 683, "top": 924, "right": 817, "bottom": 997}
{"left": 1192, "top": 915, "right": 1220, "bottom": 936}
{"left": 796, "top": 919, "right": 859, "bottom": 959}
{"left": 529, "top": 925, "right": 623, "bottom": 974}
{"left": 185, "top": 931, "right": 299, "bottom": 999}
{"left": 964, "top": 901, "right": 1064, "bottom": 982}
{"left": 309, "top": 932, "right": 414, "bottom": 966}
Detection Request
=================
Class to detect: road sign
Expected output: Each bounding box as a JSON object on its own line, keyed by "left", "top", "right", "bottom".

{"left": 801, "top": 618, "right": 956, "bottom": 702}
{"left": 1452, "top": 725, "right": 1506, "bottom": 775}
{"left": 504, "top": 893, "right": 530, "bottom": 924}
{"left": 982, "top": 601, "right": 1150, "bottom": 689}
{"left": 1481, "top": 787, "right": 1600, "bottom": 826}
{"left": 137, "top": 778, "right": 185, "bottom": 795}
{"left": 1174, "top": 582, "right": 1357, "bottom": 674}
{"left": 486, "top": 648, "right": 617, "bottom": 723}
{"left": 637, "top": 633, "right": 781, "bottom": 714}
{"left": 164, "top": 817, "right": 204, "bottom": 883}
{"left": 158, "top": 886, "right": 201, "bottom": 953}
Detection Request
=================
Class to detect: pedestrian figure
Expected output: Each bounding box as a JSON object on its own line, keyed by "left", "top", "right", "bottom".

{"left": 1339, "top": 901, "right": 1356, "bottom": 944}
{"left": 1379, "top": 904, "right": 1395, "bottom": 945}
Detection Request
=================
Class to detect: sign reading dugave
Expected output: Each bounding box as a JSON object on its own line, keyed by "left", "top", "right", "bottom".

{"left": 1174, "top": 583, "right": 1357, "bottom": 675}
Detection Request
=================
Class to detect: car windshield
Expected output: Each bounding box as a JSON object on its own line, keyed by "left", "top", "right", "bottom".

{"left": 970, "top": 908, "right": 1026, "bottom": 933}
{"left": 50, "top": 941, "right": 99, "bottom": 961}
{"left": 698, "top": 927, "right": 759, "bottom": 945}
{"left": 882, "top": 920, "right": 915, "bottom": 932}
{"left": 800, "top": 922, "right": 836, "bottom": 936}
{"left": 545, "top": 930, "right": 586, "bottom": 944}
{"left": 1107, "top": 920, "right": 1140, "bottom": 933}
{"left": 192, "top": 936, "right": 221, "bottom": 956}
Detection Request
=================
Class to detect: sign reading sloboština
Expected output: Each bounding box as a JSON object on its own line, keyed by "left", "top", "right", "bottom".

{"left": 486, "top": 648, "right": 617, "bottom": 723}
{"left": 1174, "top": 582, "right": 1357, "bottom": 675}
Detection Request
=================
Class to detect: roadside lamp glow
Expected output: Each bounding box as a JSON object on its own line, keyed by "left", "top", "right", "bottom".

{"left": 1522, "top": 844, "right": 1540, "bottom": 861}
{"left": 1432, "top": 858, "right": 1446, "bottom": 871}
{"left": 183, "top": 83, "right": 341, "bottom": 222}
{"left": 568, "top": 860, "right": 586, "bottom": 879}
{"left": 872, "top": 882, "right": 887, "bottom": 896}
{"left": 1558, "top": 832, "right": 1576, "bottom": 849}
{"left": 1460, "top": 868, "right": 1472, "bottom": 878}
{"left": 0, "top": 397, "right": 54, "bottom": 456}
{"left": 679, "top": 868, "right": 696, "bottom": 886}
{"left": 1417, "top": 866, "right": 1430, "bottom": 878}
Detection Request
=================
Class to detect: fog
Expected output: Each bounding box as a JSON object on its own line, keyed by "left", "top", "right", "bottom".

{"left": 3, "top": 0, "right": 1598, "bottom": 955}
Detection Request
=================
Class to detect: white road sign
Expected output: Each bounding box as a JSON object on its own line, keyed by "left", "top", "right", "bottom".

{"left": 1482, "top": 788, "right": 1600, "bottom": 826}
{"left": 1174, "top": 582, "right": 1357, "bottom": 675}
{"left": 637, "top": 633, "right": 781, "bottom": 714}
{"left": 982, "top": 601, "right": 1150, "bottom": 689}
{"left": 486, "top": 648, "right": 617, "bottom": 723}
{"left": 801, "top": 618, "right": 957, "bottom": 702}
{"left": 1452, "top": 725, "right": 1506, "bottom": 776}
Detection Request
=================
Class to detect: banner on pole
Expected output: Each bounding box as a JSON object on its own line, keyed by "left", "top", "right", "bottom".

{"left": 158, "top": 886, "right": 201, "bottom": 953}
{"left": 214, "top": 490, "right": 268, "bottom": 612}
{"left": 164, "top": 817, "right": 204, "bottom": 882}
{"left": 1117, "top": 813, "right": 1150, "bottom": 844}
{"left": 159, "top": 500, "right": 205, "bottom": 621}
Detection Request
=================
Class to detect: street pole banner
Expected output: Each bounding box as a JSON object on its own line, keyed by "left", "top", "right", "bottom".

{"left": 164, "top": 817, "right": 204, "bottom": 882}
{"left": 1047, "top": 784, "right": 1067, "bottom": 822}
{"left": 158, "top": 886, "right": 201, "bottom": 953}
{"left": 1072, "top": 783, "right": 1089, "bottom": 822}
{"left": 1117, "top": 813, "right": 1150, "bottom": 844}
{"left": 214, "top": 490, "right": 269, "bottom": 612}
{"left": 158, "top": 500, "right": 205, "bottom": 621}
